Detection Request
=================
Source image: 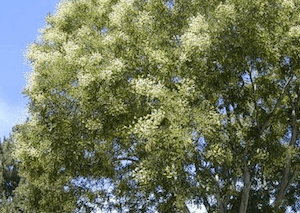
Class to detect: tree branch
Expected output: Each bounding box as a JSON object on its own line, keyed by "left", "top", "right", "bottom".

{"left": 208, "top": 173, "right": 228, "bottom": 213}
{"left": 259, "top": 77, "right": 292, "bottom": 136}
{"left": 274, "top": 165, "right": 300, "bottom": 208}
{"left": 183, "top": 203, "right": 191, "bottom": 213}
{"left": 203, "top": 196, "right": 211, "bottom": 212}
{"left": 249, "top": 69, "right": 259, "bottom": 127}
{"left": 274, "top": 83, "right": 299, "bottom": 207}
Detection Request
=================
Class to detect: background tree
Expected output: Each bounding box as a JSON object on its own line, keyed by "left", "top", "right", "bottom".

{"left": 15, "top": 0, "right": 300, "bottom": 212}
{"left": 0, "top": 133, "right": 25, "bottom": 212}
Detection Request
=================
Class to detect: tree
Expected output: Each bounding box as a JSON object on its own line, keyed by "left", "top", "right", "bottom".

{"left": 0, "top": 134, "right": 24, "bottom": 212}
{"left": 15, "top": 0, "right": 300, "bottom": 212}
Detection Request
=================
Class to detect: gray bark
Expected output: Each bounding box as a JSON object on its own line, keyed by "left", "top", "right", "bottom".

{"left": 274, "top": 84, "right": 299, "bottom": 207}
{"left": 239, "top": 166, "right": 250, "bottom": 213}
{"left": 212, "top": 175, "right": 228, "bottom": 213}
{"left": 182, "top": 204, "right": 191, "bottom": 213}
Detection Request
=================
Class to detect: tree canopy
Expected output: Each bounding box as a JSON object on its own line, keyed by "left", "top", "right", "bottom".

{"left": 14, "top": 0, "right": 300, "bottom": 212}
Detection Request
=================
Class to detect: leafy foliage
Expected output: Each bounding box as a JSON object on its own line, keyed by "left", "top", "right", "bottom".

{"left": 0, "top": 134, "right": 25, "bottom": 212}
{"left": 15, "top": 0, "right": 300, "bottom": 212}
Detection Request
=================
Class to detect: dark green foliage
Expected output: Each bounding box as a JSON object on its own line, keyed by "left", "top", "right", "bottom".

{"left": 0, "top": 134, "right": 24, "bottom": 212}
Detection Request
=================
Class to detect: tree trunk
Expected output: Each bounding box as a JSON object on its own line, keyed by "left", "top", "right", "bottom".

{"left": 239, "top": 166, "right": 250, "bottom": 213}
{"left": 218, "top": 202, "right": 227, "bottom": 213}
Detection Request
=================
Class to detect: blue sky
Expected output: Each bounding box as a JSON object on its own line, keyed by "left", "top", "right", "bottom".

{"left": 0, "top": 0, "right": 60, "bottom": 139}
